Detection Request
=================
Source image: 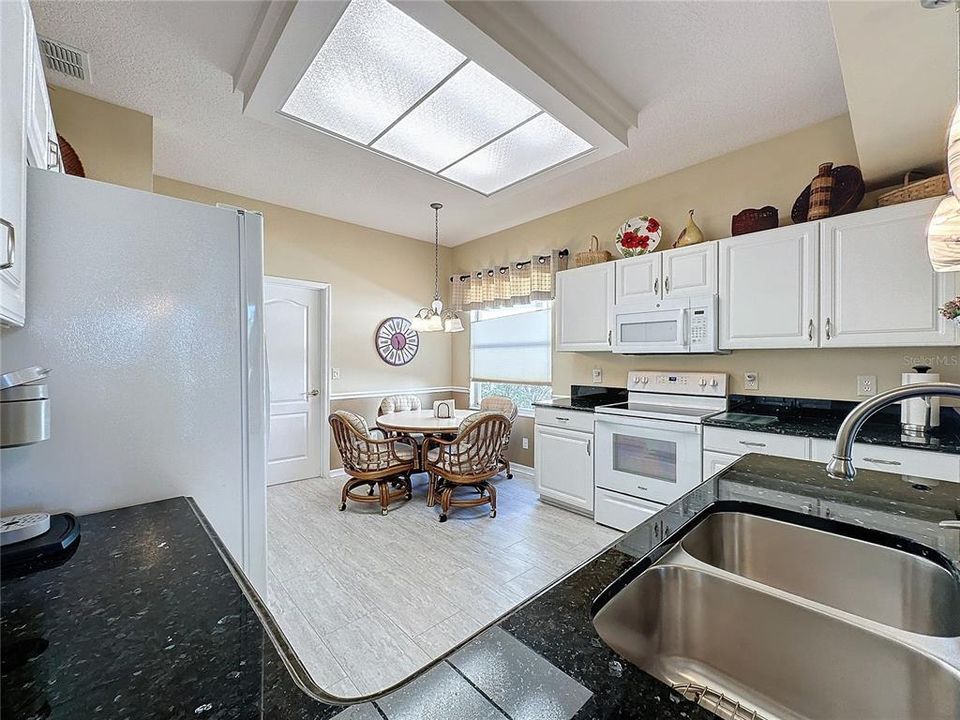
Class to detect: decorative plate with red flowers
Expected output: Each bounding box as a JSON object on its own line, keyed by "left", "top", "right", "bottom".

{"left": 615, "top": 216, "right": 662, "bottom": 257}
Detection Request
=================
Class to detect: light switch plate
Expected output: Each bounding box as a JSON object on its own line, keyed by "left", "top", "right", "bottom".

{"left": 743, "top": 372, "right": 759, "bottom": 391}
{"left": 592, "top": 367, "right": 602, "bottom": 383}
{"left": 522, "top": 437, "right": 529, "bottom": 449}
{"left": 332, "top": 367, "right": 340, "bottom": 380}
{"left": 857, "top": 375, "right": 877, "bottom": 396}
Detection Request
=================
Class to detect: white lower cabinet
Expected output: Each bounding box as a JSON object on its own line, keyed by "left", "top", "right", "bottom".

{"left": 703, "top": 449, "right": 739, "bottom": 480}
{"left": 535, "top": 417, "right": 594, "bottom": 514}
{"left": 706, "top": 427, "right": 959, "bottom": 484}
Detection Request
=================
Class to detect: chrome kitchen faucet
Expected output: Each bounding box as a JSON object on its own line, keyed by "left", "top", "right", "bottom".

{"left": 827, "top": 382, "right": 960, "bottom": 481}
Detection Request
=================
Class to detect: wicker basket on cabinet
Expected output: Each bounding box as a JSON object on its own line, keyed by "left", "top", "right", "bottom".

{"left": 575, "top": 235, "right": 612, "bottom": 267}
{"left": 878, "top": 173, "right": 949, "bottom": 207}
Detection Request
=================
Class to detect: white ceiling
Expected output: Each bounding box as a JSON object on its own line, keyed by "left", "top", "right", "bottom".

{"left": 33, "top": 0, "right": 848, "bottom": 245}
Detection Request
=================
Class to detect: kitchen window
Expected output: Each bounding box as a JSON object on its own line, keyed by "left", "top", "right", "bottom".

{"left": 470, "top": 303, "right": 552, "bottom": 413}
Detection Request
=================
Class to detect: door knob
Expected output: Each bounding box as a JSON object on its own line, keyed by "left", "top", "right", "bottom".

{"left": 304, "top": 388, "right": 320, "bottom": 397}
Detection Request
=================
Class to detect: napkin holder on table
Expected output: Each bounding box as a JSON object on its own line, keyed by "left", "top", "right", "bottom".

{"left": 433, "top": 399, "right": 455, "bottom": 419}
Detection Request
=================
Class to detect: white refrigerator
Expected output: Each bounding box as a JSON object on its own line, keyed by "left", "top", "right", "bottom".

{"left": 1, "top": 169, "right": 267, "bottom": 590}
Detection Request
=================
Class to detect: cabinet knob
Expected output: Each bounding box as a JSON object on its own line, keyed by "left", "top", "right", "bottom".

{"left": 0, "top": 218, "right": 14, "bottom": 271}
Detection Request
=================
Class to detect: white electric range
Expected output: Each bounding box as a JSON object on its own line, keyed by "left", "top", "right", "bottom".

{"left": 593, "top": 370, "right": 728, "bottom": 531}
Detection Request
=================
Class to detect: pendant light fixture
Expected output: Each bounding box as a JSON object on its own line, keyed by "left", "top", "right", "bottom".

{"left": 926, "top": 0, "right": 960, "bottom": 272}
{"left": 411, "top": 203, "right": 464, "bottom": 333}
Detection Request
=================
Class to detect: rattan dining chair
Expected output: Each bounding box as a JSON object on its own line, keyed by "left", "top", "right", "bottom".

{"left": 479, "top": 395, "right": 519, "bottom": 479}
{"left": 329, "top": 410, "right": 415, "bottom": 516}
{"left": 378, "top": 394, "right": 422, "bottom": 415}
{"left": 422, "top": 411, "right": 510, "bottom": 522}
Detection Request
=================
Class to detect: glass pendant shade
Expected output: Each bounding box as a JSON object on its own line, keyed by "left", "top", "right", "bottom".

{"left": 444, "top": 315, "right": 464, "bottom": 333}
{"left": 949, "top": 103, "right": 960, "bottom": 198}
{"left": 928, "top": 193, "right": 960, "bottom": 272}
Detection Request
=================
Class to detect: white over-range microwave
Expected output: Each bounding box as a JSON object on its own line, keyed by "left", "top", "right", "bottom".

{"left": 610, "top": 295, "right": 719, "bottom": 354}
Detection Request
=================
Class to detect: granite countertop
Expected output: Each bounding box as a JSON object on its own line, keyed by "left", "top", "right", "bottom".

{"left": 4, "top": 457, "right": 959, "bottom": 719}
{"left": 704, "top": 394, "right": 960, "bottom": 455}
{"left": 533, "top": 385, "right": 628, "bottom": 413}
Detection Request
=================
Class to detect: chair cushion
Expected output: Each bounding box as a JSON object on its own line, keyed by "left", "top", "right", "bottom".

{"left": 395, "top": 444, "right": 416, "bottom": 461}
{"left": 480, "top": 396, "right": 519, "bottom": 422}
{"left": 333, "top": 409, "right": 369, "bottom": 437}
{"left": 379, "top": 394, "right": 422, "bottom": 415}
{"left": 456, "top": 410, "right": 499, "bottom": 435}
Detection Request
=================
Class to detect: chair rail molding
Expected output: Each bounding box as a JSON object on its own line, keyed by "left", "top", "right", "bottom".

{"left": 330, "top": 386, "right": 470, "bottom": 401}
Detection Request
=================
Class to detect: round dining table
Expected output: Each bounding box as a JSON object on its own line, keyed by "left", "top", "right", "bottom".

{"left": 376, "top": 408, "right": 475, "bottom": 435}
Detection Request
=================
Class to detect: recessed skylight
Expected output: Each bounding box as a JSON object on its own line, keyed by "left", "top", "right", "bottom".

{"left": 279, "top": 0, "right": 593, "bottom": 195}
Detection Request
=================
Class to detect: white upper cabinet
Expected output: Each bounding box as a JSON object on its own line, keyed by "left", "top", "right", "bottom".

{"left": 719, "top": 223, "right": 819, "bottom": 349}
{"left": 555, "top": 262, "right": 614, "bottom": 351}
{"left": 662, "top": 243, "right": 717, "bottom": 299}
{"left": 0, "top": 0, "right": 28, "bottom": 327}
{"left": 0, "top": 0, "right": 58, "bottom": 327}
{"left": 614, "top": 253, "right": 660, "bottom": 305}
{"left": 820, "top": 197, "right": 959, "bottom": 347}
{"left": 615, "top": 243, "right": 717, "bottom": 306}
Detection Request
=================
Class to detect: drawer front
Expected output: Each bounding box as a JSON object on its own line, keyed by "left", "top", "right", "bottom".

{"left": 703, "top": 450, "right": 739, "bottom": 480}
{"left": 810, "top": 438, "right": 960, "bottom": 483}
{"left": 704, "top": 426, "right": 809, "bottom": 459}
{"left": 534, "top": 407, "right": 595, "bottom": 433}
{"left": 595, "top": 488, "right": 662, "bottom": 533}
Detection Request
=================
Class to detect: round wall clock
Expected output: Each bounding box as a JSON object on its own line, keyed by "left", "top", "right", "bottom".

{"left": 375, "top": 317, "right": 420, "bottom": 366}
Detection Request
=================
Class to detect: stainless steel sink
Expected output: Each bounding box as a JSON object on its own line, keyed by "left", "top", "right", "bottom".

{"left": 593, "top": 510, "right": 960, "bottom": 720}
{"left": 594, "top": 564, "right": 960, "bottom": 720}
{"left": 681, "top": 511, "right": 960, "bottom": 637}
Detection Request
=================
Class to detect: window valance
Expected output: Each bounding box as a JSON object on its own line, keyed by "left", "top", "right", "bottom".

{"left": 449, "top": 249, "right": 568, "bottom": 312}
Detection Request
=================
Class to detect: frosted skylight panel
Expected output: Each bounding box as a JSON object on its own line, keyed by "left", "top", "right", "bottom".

{"left": 372, "top": 62, "right": 540, "bottom": 172}
{"left": 281, "top": 0, "right": 465, "bottom": 144}
{"left": 441, "top": 113, "right": 592, "bottom": 195}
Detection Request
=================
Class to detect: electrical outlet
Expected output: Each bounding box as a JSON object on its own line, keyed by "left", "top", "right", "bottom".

{"left": 743, "top": 372, "right": 759, "bottom": 391}
{"left": 522, "top": 437, "right": 529, "bottom": 450}
{"left": 592, "top": 367, "right": 602, "bottom": 383}
{"left": 332, "top": 367, "right": 340, "bottom": 380}
{"left": 857, "top": 375, "right": 877, "bottom": 396}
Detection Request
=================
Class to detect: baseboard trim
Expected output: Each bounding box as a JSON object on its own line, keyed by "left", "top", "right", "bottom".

{"left": 331, "top": 386, "right": 469, "bottom": 401}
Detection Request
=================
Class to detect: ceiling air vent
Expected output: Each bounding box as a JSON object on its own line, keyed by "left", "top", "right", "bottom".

{"left": 37, "top": 36, "right": 91, "bottom": 83}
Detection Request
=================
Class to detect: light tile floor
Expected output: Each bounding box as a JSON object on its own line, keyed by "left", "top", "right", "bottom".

{"left": 266, "top": 471, "right": 621, "bottom": 697}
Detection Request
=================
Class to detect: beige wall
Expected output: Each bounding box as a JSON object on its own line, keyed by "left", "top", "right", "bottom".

{"left": 451, "top": 114, "right": 960, "bottom": 411}
{"left": 153, "top": 177, "right": 454, "bottom": 397}
{"left": 48, "top": 86, "right": 153, "bottom": 191}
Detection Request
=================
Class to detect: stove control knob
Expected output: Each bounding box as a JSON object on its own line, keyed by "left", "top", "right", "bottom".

{"left": 710, "top": 378, "right": 719, "bottom": 388}
{"left": 698, "top": 377, "right": 707, "bottom": 387}
{"left": 639, "top": 376, "right": 648, "bottom": 385}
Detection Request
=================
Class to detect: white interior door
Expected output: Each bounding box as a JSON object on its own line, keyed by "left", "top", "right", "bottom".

{"left": 265, "top": 281, "right": 323, "bottom": 485}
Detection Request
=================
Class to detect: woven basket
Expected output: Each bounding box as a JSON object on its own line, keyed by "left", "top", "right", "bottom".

{"left": 878, "top": 173, "right": 949, "bottom": 207}
{"left": 575, "top": 235, "right": 612, "bottom": 267}
{"left": 731, "top": 206, "right": 778, "bottom": 236}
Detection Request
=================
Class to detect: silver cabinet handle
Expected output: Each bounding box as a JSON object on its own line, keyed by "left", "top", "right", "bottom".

{"left": 556, "top": 416, "right": 570, "bottom": 422}
{"left": 664, "top": 276, "right": 670, "bottom": 294}
{"left": 825, "top": 317, "right": 832, "bottom": 340}
{"left": 586, "top": 439, "right": 591, "bottom": 456}
{"left": 607, "top": 329, "right": 612, "bottom": 345}
{"left": 653, "top": 277, "right": 659, "bottom": 295}
{"left": 0, "top": 218, "right": 14, "bottom": 270}
{"left": 808, "top": 319, "right": 814, "bottom": 341}
{"left": 739, "top": 440, "right": 766, "bottom": 448}
{"left": 940, "top": 520, "right": 960, "bottom": 529}
{"left": 862, "top": 457, "right": 901, "bottom": 466}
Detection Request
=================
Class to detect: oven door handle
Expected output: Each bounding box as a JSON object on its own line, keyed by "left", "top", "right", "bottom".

{"left": 595, "top": 416, "right": 703, "bottom": 435}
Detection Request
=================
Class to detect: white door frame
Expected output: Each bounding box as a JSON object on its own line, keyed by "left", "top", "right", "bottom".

{"left": 264, "top": 275, "right": 332, "bottom": 480}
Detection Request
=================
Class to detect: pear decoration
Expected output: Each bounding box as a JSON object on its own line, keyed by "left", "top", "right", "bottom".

{"left": 675, "top": 209, "right": 704, "bottom": 248}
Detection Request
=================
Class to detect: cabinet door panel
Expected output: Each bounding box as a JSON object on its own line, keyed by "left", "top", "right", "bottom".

{"left": 663, "top": 243, "right": 717, "bottom": 298}
{"left": 702, "top": 450, "right": 739, "bottom": 480}
{"left": 0, "top": 0, "right": 28, "bottom": 326}
{"left": 555, "top": 263, "right": 614, "bottom": 351}
{"left": 535, "top": 426, "right": 594, "bottom": 512}
{"left": 614, "top": 254, "right": 661, "bottom": 305}
{"left": 719, "top": 223, "right": 818, "bottom": 349}
{"left": 820, "top": 198, "right": 959, "bottom": 347}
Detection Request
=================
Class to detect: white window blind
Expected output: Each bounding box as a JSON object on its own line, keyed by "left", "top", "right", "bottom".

{"left": 471, "top": 305, "right": 551, "bottom": 384}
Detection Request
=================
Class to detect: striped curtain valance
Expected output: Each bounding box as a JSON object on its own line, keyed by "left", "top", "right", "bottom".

{"left": 449, "top": 249, "right": 568, "bottom": 312}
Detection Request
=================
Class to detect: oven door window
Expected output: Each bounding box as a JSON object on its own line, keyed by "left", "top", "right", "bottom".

{"left": 612, "top": 433, "right": 678, "bottom": 484}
